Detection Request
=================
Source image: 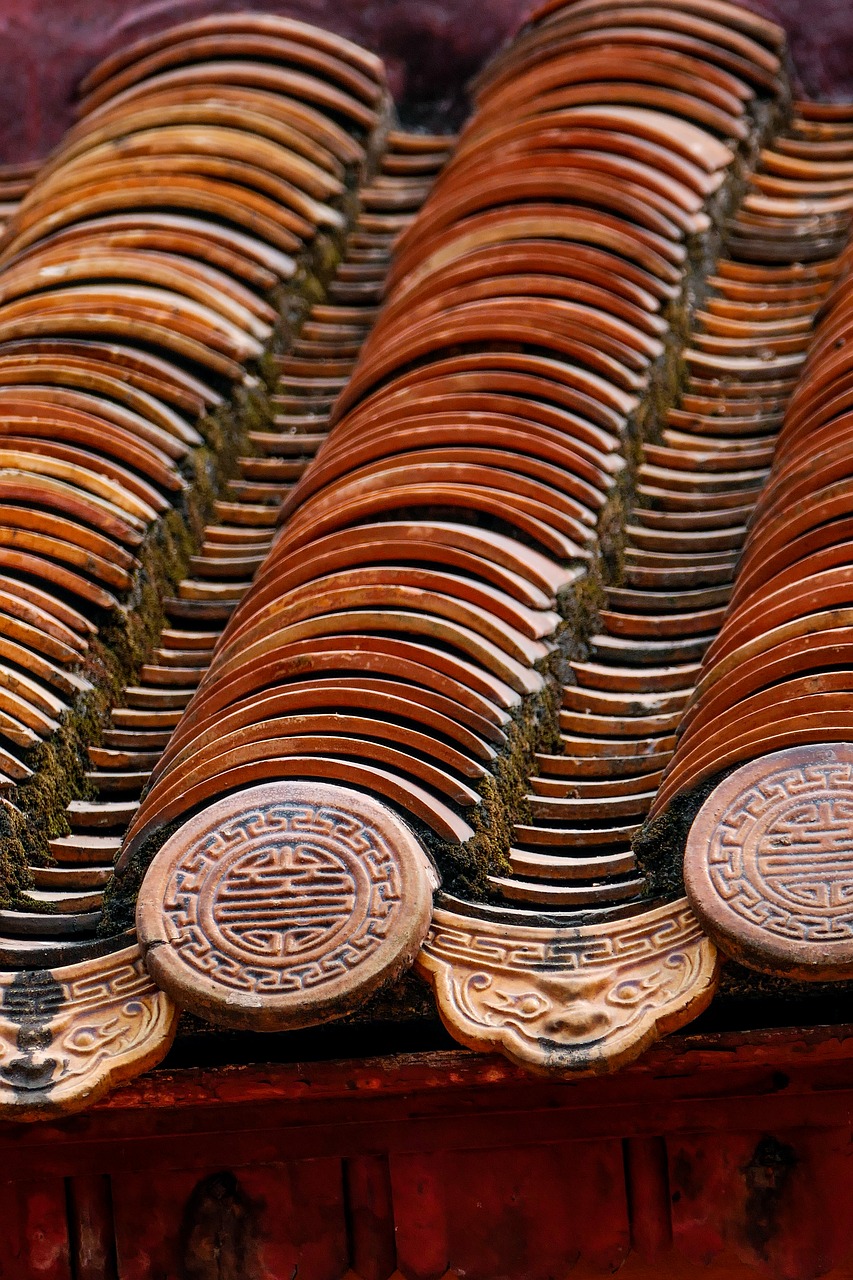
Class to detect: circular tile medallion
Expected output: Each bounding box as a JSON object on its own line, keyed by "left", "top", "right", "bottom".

{"left": 684, "top": 743, "right": 853, "bottom": 979}
{"left": 137, "top": 781, "right": 437, "bottom": 1029}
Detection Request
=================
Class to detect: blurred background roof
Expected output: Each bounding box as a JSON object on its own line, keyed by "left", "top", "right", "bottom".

{"left": 2, "top": 0, "right": 852, "bottom": 162}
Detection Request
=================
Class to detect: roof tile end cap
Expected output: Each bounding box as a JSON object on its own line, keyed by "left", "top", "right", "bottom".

{"left": 685, "top": 742, "right": 853, "bottom": 982}
{"left": 137, "top": 780, "right": 438, "bottom": 1032}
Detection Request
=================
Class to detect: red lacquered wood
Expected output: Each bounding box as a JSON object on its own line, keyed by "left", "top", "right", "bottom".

{"left": 0, "top": 1034, "right": 851, "bottom": 1276}
{"left": 439, "top": 1140, "right": 629, "bottom": 1279}
{"left": 669, "top": 1126, "right": 853, "bottom": 1279}
{"left": 0, "top": 1178, "right": 72, "bottom": 1279}
{"left": 345, "top": 1154, "right": 397, "bottom": 1280}
{"left": 391, "top": 1152, "right": 450, "bottom": 1280}
{"left": 625, "top": 1135, "right": 673, "bottom": 1262}
{"left": 67, "top": 1175, "right": 118, "bottom": 1280}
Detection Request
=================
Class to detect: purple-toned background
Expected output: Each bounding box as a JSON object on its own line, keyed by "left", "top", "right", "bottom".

{"left": 0, "top": 0, "right": 851, "bottom": 163}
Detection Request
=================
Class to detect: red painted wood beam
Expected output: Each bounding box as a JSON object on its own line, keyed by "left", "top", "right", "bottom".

{"left": 0, "top": 1026, "right": 850, "bottom": 1181}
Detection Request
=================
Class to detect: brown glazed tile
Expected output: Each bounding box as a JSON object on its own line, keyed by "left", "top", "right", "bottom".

{"left": 43, "top": 110, "right": 346, "bottom": 190}
{"left": 151, "top": 681, "right": 497, "bottom": 790}
{"left": 78, "top": 13, "right": 385, "bottom": 100}
{"left": 675, "top": 685, "right": 853, "bottom": 812}
{"left": 137, "top": 782, "right": 435, "bottom": 1032}
{"left": 383, "top": 206, "right": 682, "bottom": 312}
{"left": 0, "top": 175, "right": 306, "bottom": 268}
{"left": 389, "top": 235, "right": 668, "bottom": 316}
{"left": 75, "top": 60, "right": 379, "bottom": 134}
{"left": 699, "top": 567, "right": 853, "bottom": 668}
{"left": 488, "top": 875, "right": 646, "bottom": 906}
{"left": 570, "top": 658, "right": 701, "bottom": 691}
{"left": 731, "top": 518, "right": 853, "bottom": 608}
{"left": 4, "top": 0, "right": 818, "bottom": 1088}
{"left": 678, "top": 629, "right": 853, "bottom": 742}
{"left": 684, "top": 744, "right": 853, "bottom": 980}
{"left": 653, "top": 706, "right": 853, "bottom": 820}
{"left": 530, "top": 768, "right": 663, "bottom": 796}
{"left": 470, "top": 75, "right": 746, "bottom": 146}
{"left": 25, "top": 152, "right": 342, "bottom": 237}
{"left": 129, "top": 757, "right": 475, "bottom": 860}
{"left": 4, "top": 208, "right": 296, "bottom": 285}
{"left": 0, "top": 338, "right": 220, "bottom": 414}
{"left": 77, "top": 35, "right": 382, "bottom": 118}
{"left": 562, "top": 683, "right": 691, "bottom": 716}
{"left": 128, "top": 728, "right": 483, "bottom": 843}
{"left": 536, "top": 749, "right": 673, "bottom": 778}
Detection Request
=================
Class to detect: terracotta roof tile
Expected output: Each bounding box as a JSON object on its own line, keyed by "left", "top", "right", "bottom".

{"left": 0, "top": 0, "right": 851, "bottom": 1117}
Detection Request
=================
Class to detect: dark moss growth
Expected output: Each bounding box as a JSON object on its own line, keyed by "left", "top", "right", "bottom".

{"left": 718, "top": 960, "right": 853, "bottom": 1005}
{"left": 549, "top": 571, "right": 604, "bottom": 693}
{"left": 0, "top": 802, "right": 35, "bottom": 908}
{"left": 597, "top": 487, "right": 628, "bottom": 587}
{"left": 16, "top": 715, "right": 97, "bottom": 854}
{"left": 425, "top": 555, "right": 607, "bottom": 904}
{"left": 631, "top": 754, "right": 781, "bottom": 900}
{"left": 632, "top": 771, "right": 726, "bottom": 899}
{"left": 339, "top": 965, "right": 437, "bottom": 1025}
{"left": 404, "top": 678, "right": 558, "bottom": 902}
{"left": 98, "top": 812, "right": 184, "bottom": 936}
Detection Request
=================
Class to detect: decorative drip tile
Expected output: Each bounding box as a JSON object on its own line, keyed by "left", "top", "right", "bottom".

{"left": 420, "top": 896, "right": 717, "bottom": 1074}
{"left": 0, "top": 942, "right": 176, "bottom": 1120}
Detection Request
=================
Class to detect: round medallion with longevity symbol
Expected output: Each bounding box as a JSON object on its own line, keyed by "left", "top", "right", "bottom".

{"left": 684, "top": 743, "right": 853, "bottom": 980}
{"left": 137, "top": 781, "right": 437, "bottom": 1030}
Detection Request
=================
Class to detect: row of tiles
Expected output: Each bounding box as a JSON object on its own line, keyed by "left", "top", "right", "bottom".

{"left": 29, "top": 132, "right": 452, "bottom": 963}
{"left": 418, "top": 100, "right": 853, "bottom": 1075}
{"left": 6, "top": 1, "right": 853, "bottom": 1116}
{"left": 129, "top": 0, "right": 784, "bottom": 886}
{"left": 0, "top": 17, "right": 392, "bottom": 957}
{"left": 510, "top": 104, "right": 853, "bottom": 915}
{"left": 124, "top": 0, "right": 790, "bottom": 1059}
{"left": 0, "top": 16, "right": 460, "bottom": 1117}
{"left": 673, "top": 106, "right": 853, "bottom": 983}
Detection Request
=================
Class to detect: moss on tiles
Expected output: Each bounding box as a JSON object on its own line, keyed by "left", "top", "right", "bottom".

{"left": 0, "top": 802, "right": 32, "bottom": 909}
{"left": 99, "top": 814, "right": 182, "bottom": 936}
{"left": 632, "top": 772, "right": 726, "bottom": 900}
{"left": 428, "top": 264, "right": 720, "bottom": 907}
{"left": 446, "top": 684, "right": 559, "bottom": 900}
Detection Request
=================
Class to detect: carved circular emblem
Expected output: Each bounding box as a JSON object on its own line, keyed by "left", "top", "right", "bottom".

{"left": 684, "top": 744, "right": 853, "bottom": 979}
{"left": 137, "top": 782, "right": 436, "bottom": 1029}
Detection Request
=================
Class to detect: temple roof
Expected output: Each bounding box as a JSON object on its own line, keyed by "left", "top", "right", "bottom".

{"left": 0, "top": 0, "right": 851, "bottom": 1119}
